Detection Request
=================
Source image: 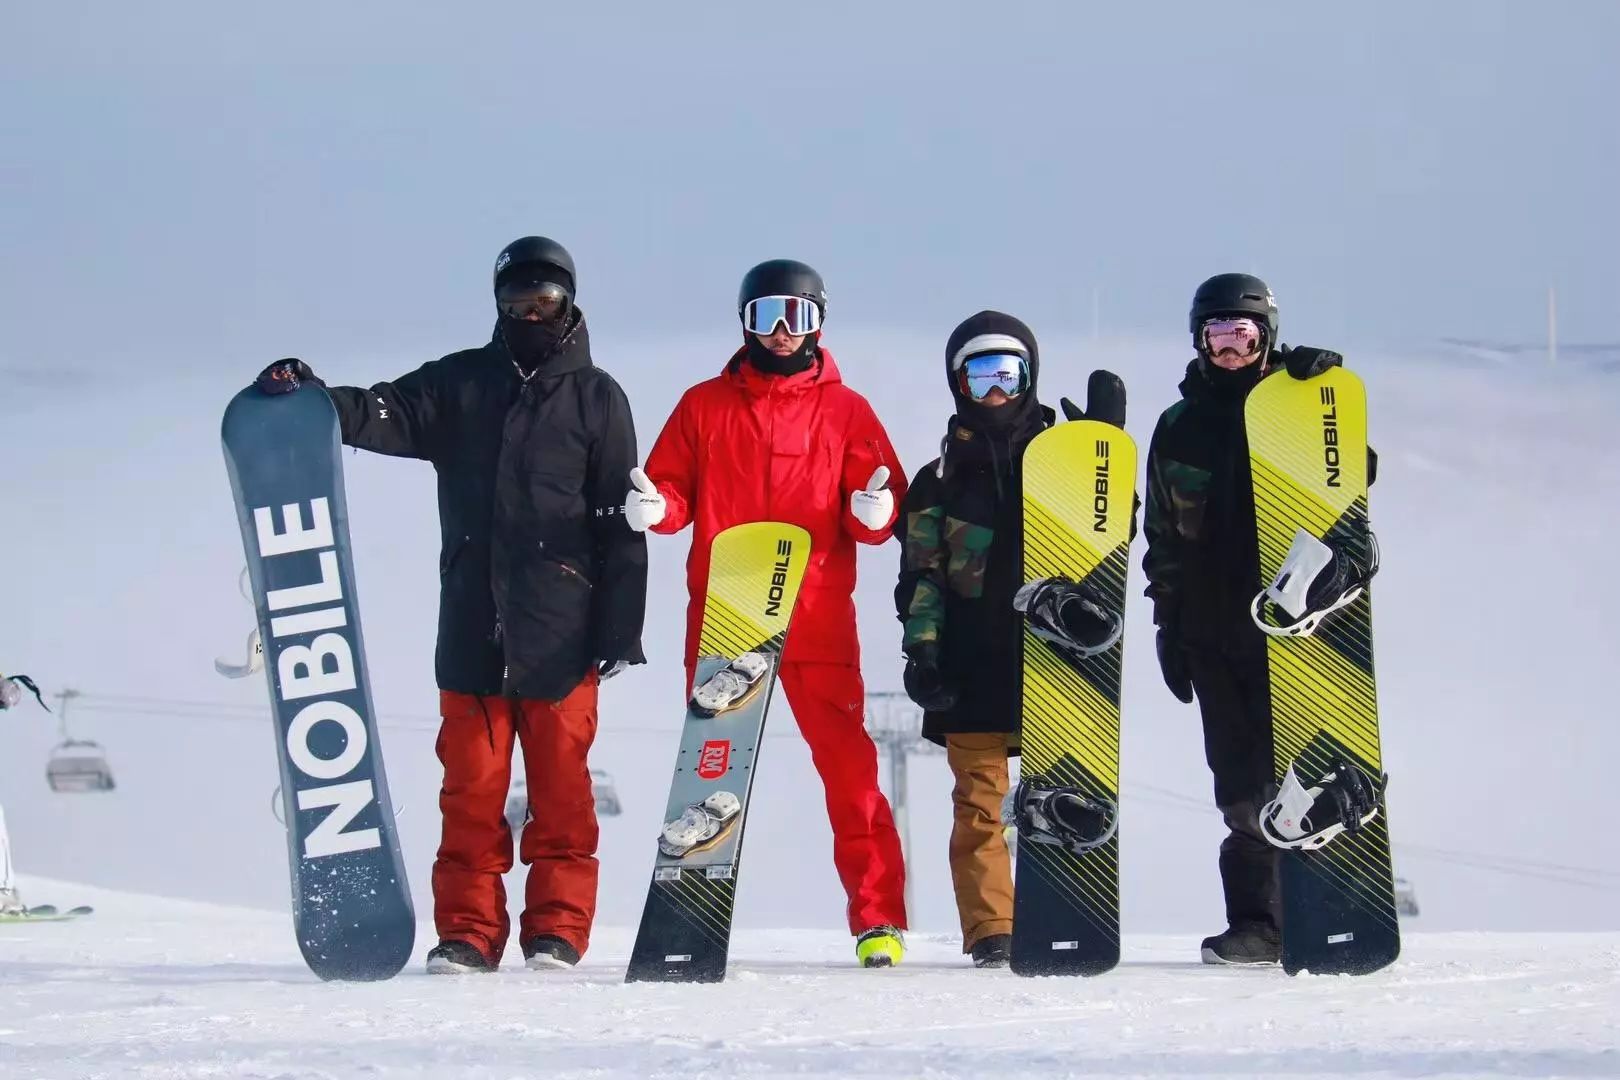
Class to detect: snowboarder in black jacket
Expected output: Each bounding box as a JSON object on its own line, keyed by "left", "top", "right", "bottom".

{"left": 1143, "top": 272, "right": 1368, "bottom": 966}
{"left": 254, "top": 236, "right": 646, "bottom": 974}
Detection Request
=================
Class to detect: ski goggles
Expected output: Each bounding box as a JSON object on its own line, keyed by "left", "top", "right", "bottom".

{"left": 496, "top": 279, "right": 570, "bottom": 322}
{"left": 1199, "top": 316, "right": 1264, "bottom": 359}
{"left": 958, "top": 353, "right": 1030, "bottom": 401}
{"left": 742, "top": 295, "right": 822, "bottom": 337}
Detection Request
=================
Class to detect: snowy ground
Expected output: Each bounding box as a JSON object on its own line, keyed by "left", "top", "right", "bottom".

{"left": 3, "top": 878, "right": 1616, "bottom": 1080}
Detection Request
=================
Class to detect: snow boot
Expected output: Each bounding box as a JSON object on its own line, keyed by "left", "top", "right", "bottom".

{"left": 425, "top": 939, "right": 496, "bottom": 974}
{"left": 856, "top": 925, "right": 905, "bottom": 968}
{"left": 971, "top": 933, "right": 1012, "bottom": 969}
{"left": 523, "top": 935, "right": 581, "bottom": 970}
{"left": 1200, "top": 923, "right": 1281, "bottom": 966}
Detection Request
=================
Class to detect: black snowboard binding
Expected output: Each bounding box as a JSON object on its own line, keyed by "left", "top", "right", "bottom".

{"left": 1251, "top": 528, "right": 1380, "bottom": 638}
{"left": 1260, "top": 757, "right": 1388, "bottom": 851}
{"left": 1014, "top": 576, "right": 1122, "bottom": 665}
{"left": 1001, "top": 780, "right": 1118, "bottom": 855}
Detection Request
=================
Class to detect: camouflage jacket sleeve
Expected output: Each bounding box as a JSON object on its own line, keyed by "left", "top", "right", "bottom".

{"left": 1141, "top": 413, "right": 1183, "bottom": 631}
{"left": 893, "top": 464, "right": 948, "bottom": 655}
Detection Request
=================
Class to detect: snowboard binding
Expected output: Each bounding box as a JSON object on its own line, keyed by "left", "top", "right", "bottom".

{"left": 1260, "top": 757, "right": 1387, "bottom": 851}
{"left": 1001, "top": 780, "right": 1119, "bottom": 855}
{"left": 1251, "top": 528, "right": 1380, "bottom": 638}
{"left": 658, "top": 790, "right": 742, "bottom": 858}
{"left": 689, "top": 652, "right": 771, "bottom": 718}
{"left": 1014, "top": 576, "right": 1122, "bottom": 665}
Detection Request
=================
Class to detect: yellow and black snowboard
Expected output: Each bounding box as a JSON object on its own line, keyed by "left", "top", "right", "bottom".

{"left": 1246, "top": 366, "right": 1398, "bottom": 976}
{"left": 625, "top": 521, "right": 810, "bottom": 983}
{"left": 1011, "top": 383, "right": 1135, "bottom": 977}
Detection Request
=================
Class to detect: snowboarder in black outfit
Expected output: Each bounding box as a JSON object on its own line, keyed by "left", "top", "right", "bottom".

{"left": 1142, "top": 273, "right": 1367, "bottom": 965}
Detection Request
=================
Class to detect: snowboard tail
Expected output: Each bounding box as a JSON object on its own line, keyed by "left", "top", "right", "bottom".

{"left": 1013, "top": 420, "right": 1135, "bottom": 977}
{"left": 221, "top": 384, "right": 415, "bottom": 982}
{"left": 626, "top": 522, "right": 810, "bottom": 983}
{"left": 1247, "top": 369, "right": 1398, "bottom": 976}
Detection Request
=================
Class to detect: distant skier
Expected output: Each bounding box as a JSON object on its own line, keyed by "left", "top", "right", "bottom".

{"left": 623, "top": 259, "right": 910, "bottom": 967}
{"left": 1142, "top": 273, "right": 1368, "bottom": 965}
{"left": 254, "top": 237, "right": 648, "bottom": 974}
{"left": 892, "top": 311, "right": 1124, "bottom": 968}
{"left": 1, "top": 672, "right": 48, "bottom": 915}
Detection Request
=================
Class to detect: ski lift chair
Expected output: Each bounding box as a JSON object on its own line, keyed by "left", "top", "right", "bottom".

{"left": 591, "top": 769, "right": 622, "bottom": 817}
{"left": 46, "top": 738, "right": 116, "bottom": 793}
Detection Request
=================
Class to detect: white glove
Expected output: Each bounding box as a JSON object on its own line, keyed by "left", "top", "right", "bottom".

{"left": 850, "top": 466, "right": 894, "bottom": 530}
{"left": 623, "top": 467, "right": 666, "bottom": 533}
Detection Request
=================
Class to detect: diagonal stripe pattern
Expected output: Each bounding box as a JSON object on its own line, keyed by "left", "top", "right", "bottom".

{"left": 1246, "top": 368, "right": 1399, "bottom": 975}
{"left": 1012, "top": 421, "right": 1136, "bottom": 976}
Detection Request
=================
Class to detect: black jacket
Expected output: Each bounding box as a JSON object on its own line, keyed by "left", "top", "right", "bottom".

{"left": 1143, "top": 358, "right": 1375, "bottom": 659}
{"left": 326, "top": 312, "right": 647, "bottom": 701}
{"left": 893, "top": 310, "right": 1053, "bottom": 748}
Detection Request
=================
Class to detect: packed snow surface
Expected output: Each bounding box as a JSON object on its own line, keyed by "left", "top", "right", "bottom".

{"left": 3, "top": 878, "right": 1616, "bottom": 1080}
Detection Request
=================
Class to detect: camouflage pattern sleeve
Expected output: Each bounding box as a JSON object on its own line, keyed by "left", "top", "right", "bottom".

{"left": 894, "top": 466, "right": 949, "bottom": 654}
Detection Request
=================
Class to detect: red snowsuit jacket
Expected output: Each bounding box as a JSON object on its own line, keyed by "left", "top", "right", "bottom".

{"left": 644, "top": 347, "right": 906, "bottom": 668}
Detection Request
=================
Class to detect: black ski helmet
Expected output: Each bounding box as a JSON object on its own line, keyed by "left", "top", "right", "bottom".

{"left": 494, "top": 236, "right": 576, "bottom": 296}
{"left": 737, "top": 259, "right": 827, "bottom": 321}
{"left": 1189, "top": 272, "right": 1278, "bottom": 351}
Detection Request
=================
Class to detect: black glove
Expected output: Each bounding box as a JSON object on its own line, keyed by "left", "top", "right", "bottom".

{"left": 1278, "top": 345, "right": 1343, "bottom": 381}
{"left": 902, "top": 643, "right": 958, "bottom": 713}
{"left": 1059, "top": 369, "right": 1127, "bottom": 428}
{"left": 1156, "top": 628, "right": 1194, "bottom": 704}
{"left": 256, "top": 358, "right": 321, "bottom": 395}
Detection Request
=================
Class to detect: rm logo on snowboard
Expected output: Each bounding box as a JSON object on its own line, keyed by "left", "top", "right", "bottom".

{"left": 253, "top": 496, "right": 382, "bottom": 860}
{"left": 1093, "top": 440, "right": 1111, "bottom": 532}
{"left": 697, "top": 739, "right": 732, "bottom": 780}
{"left": 1320, "top": 387, "right": 1341, "bottom": 488}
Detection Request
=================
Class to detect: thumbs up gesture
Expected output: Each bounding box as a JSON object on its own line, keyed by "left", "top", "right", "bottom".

{"left": 849, "top": 465, "right": 895, "bottom": 531}
{"left": 623, "top": 467, "right": 667, "bottom": 533}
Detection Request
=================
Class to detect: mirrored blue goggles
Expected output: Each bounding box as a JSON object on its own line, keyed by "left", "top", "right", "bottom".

{"left": 959, "top": 353, "right": 1030, "bottom": 401}
{"left": 742, "top": 295, "right": 822, "bottom": 337}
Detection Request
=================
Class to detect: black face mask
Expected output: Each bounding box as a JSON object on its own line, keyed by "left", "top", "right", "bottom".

{"left": 1201, "top": 355, "right": 1267, "bottom": 397}
{"left": 500, "top": 314, "right": 568, "bottom": 373}
{"left": 744, "top": 333, "right": 818, "bottom": 376}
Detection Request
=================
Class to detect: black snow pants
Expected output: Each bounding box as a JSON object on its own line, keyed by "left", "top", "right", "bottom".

{"left": 1187, "top": 649, "right": 1280, "bottom": 932}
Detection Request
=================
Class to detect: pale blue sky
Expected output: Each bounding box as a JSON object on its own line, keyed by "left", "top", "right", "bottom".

{"left": 3, "top": 0, "right": 1616, "bottom": 378}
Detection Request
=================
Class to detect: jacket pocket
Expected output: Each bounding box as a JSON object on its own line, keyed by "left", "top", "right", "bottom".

{"left": 537, "top": 542, "right": 594, "bottom": 589}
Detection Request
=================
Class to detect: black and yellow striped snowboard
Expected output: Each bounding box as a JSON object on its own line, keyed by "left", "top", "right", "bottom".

{"left": 1012, "top": 414, "right": 1135, "bottom": 977}
{"left": 1246, "top": 366, "right": 1399, "bottom": 975}
{"left": 625, "top": 521, "right": 810, "bottom": 983}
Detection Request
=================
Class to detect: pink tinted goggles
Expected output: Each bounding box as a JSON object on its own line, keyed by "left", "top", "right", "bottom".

{"left": 1200, "top": 316, "right": 1264, "bottom": 359}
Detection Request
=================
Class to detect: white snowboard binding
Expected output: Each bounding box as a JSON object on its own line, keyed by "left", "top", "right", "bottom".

{"left": 1014, "top": 576, "right": 1122, "bottom": 664}
{"left": 658, "top": 790, "right": 743, "bottom": 858}
{"left": 1260, "top": 758, "right": 1387, "bottom": 851}
{"left": 689, "top": 652, "right": 771, "bottom": 718}
{"left": 1251, "top": 528, "right": 1380, "bottom": 638}
{"left": 214, "top": 627, "right": 264, "bottom": 679}
{"left": 1001, "top": 780, "right": 1118, "bottom": 855}
{"left": 215, "top": 569, "right": 265, "bottom": 678}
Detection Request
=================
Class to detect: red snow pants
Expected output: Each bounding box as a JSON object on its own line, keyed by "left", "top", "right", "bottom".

{"left": 434, "top": 673, "right": 599, "bottom": 964}
{"left": 690, "top": 659, "right": 908, "bottom": 934}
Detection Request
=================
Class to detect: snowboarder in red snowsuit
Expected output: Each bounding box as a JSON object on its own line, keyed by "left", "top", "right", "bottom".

{"left": 623, "top": 259, "right": 910, "bottom": 966}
